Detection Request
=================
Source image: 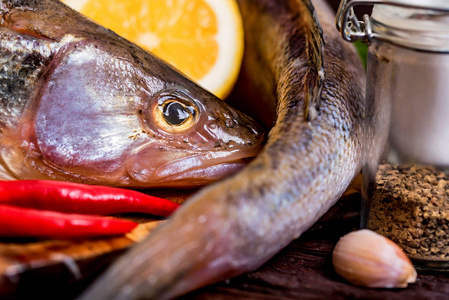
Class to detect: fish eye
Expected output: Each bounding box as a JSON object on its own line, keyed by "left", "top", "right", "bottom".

{"left": 161, "top": 100, "right": 194, "bottom": 126}
{"left": 152, "top": 93, "right": 199, "bottom": 133}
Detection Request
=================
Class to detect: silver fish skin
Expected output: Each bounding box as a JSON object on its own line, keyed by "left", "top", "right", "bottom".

{"left": 79, "top": 0, "right": 366, "bottom": 299}
{"left": 0, "top": 0, "right": 265, "bottom": 187}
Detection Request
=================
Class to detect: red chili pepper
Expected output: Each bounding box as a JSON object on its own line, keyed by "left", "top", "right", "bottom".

{"left": 0, "top": 204, "right": 138, "bottom": 239}
{"left": 0, "top": 180, "right": 180, "bottom": 216}
{"left": 0, "top": 180, "right": 181, "bottom": 239}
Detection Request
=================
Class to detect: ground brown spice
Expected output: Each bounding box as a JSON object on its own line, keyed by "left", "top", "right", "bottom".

{"left": 367, "top": 163, "right": 449, "bottom": 260}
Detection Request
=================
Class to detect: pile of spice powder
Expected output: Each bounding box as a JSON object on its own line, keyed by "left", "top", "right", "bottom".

{"left": 367, "top": 163, "right": 449, "bottom": 260}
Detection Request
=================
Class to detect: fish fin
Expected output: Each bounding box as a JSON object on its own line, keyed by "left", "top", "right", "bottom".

{"left": 0, "top": 0, "right": 111, "bottom": 42}
{"left": 301, "top": 0, "right": 325, "bottom": 121}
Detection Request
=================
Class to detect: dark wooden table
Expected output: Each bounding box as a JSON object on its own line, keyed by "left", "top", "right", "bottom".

{"left": 2, "top": 179, "right": 449, "bottom": 299}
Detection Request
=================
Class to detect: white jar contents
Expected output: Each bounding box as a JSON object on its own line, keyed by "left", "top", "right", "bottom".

{"left": 389, "top": 49, "right": 449, "bottom": 167}
{"left": 370, "top": 2, "right": 449, "bottom": 167}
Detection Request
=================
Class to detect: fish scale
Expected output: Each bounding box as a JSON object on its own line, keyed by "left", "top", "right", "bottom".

{"left": 0, "top": 30, "right": 50, "bottom": 127}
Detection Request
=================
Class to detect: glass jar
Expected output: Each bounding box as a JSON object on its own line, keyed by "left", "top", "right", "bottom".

{"left": 337, "top": 0, "right": 449, "bottom": 271}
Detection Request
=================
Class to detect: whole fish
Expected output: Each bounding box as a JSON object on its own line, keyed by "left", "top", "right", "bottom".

{"left": 0, "top": 0, "right": 264, "bottom": 187}
{"left": 80, "top": 0, "right": 366, "bottom": 299}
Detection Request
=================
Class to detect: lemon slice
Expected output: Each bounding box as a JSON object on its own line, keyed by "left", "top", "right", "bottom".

{"left": 62, "top": 0, "right": 244, "bottom": 99}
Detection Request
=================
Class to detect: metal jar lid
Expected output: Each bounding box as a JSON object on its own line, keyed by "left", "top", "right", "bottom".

{"left": 336, "top": 0, "right": 449, "bottom": 52}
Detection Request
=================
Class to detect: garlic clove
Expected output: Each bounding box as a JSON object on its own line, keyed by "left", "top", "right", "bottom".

{"left": 332, "top": 229, "right": 417, "bottom": 288}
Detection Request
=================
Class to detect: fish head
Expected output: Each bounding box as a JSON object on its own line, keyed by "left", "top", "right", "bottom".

{"left": 1, "top": 26, "right": 264, "bottom": 187}
{"left": 128, "top": 83, "right": 266, "bottom": 187}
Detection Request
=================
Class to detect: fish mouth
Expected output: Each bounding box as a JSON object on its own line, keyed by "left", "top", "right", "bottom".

{"left": 156, "top": 157, "right": 254, "bottom": 187}
{"left": 128, "top": 147, "right": 261, "bottom": 188}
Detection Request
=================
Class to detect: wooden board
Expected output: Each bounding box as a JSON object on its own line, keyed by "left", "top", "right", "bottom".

{"left": 0, "top": 189, "right": 197, "bottom": 299}
{"left": 0, "top": 220, "right": 161, "bottom": 297}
